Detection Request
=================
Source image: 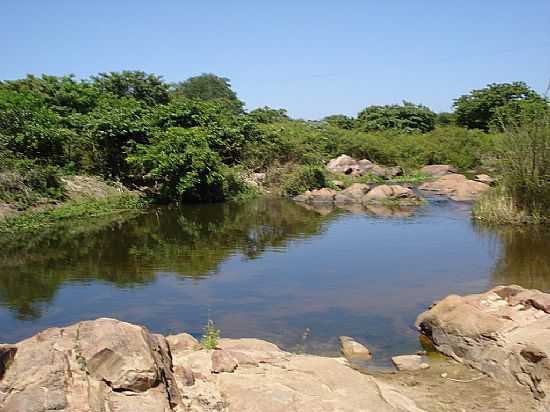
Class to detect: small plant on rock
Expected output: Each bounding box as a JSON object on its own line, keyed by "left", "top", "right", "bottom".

{"left": 201, "top": 319, "right": 220, "bottom": 350}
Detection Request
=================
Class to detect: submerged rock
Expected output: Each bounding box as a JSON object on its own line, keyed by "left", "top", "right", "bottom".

{"left": 416, "top": 285, "right": 550, "bottom": 408}
{"left": 391, "top": 355, "right": 429, "bottom": 371}
{"left": 419, "top": 174, "right": 490, "bottom": 201}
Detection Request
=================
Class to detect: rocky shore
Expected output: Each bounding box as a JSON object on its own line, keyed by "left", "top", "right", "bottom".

{"left": 1, "top": 286, "right": 548, "bottom": 411}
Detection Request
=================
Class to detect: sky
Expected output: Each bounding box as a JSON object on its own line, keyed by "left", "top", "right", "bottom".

{"left": 2, "top": 1, "right": 549, "bottom": 119}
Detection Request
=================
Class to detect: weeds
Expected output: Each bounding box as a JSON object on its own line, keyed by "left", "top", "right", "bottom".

{"left": 201, "top": 319, "right": 220, "bottom": 349}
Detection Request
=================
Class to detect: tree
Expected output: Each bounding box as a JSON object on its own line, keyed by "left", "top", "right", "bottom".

{"left": 435, "top": 112, "right": 456, "bottom": 127}
{"left": 128, "top": 127, "right": 227, "bottom": 202}
{"left": 322, "top": 114, "right": 355, "bottom": 129}
{"left": 91, "top": 71, "right": 169, "bottom": 105}
{"left": 357, "top": 102, "right": 436, "bottom": 133}
{"left": 248, "top": 106, "right": 289, "bottom": 124}
{"left": 172, "top": 73, "right": 244, "bottom": 112}
{"left": 453, "top": 82, "right": 547, "bottom": 131}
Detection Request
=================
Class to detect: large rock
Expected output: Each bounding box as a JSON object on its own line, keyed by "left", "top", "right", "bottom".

{"left": 334, "top": 183, "right": 371, "bottom": 203}
{"left": 0, "top": 318, "right": 182, "bottom": 412}
{"left": 0, "top": 319, "right": 428, "bottom": 412}
{"left": 391, "top": 355, "right": 429, "bottom": 371}
{"left": 420, "top": 165, "right": 457, "bottom": 177}
{"left": 416, "top": 285, "right": 550, "bottom": 407}
{"left": 326, "top": 154, "right": 361, "bottom": 175}
{"left": 293, "top": 188, "right": 337, "bottom": 203}
{"left": 362, "top": 185, "right": 421, "bottom": 204}
{"left": 419, "top": 174, "right": 490, "bottom": 201}
{"left": 326, "top": 155, "right": 402, "bottom": 179}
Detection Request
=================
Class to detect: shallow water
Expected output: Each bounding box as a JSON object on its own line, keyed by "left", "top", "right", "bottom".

{"left": 1, "top": 198, "right": 549, "bottom": 366}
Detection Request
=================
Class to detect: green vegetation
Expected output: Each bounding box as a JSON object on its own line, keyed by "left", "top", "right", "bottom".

{"left": 0, "top": 71, "right": 549, "bottom": 227}
{"left": 0, "top": 195, "right": 147, "bottom": 234}
{"left": 474, "top": 115, "right": 550, "bottom": 224}
{"left": 201, "top": 319, "right": 221, "bottom": 349}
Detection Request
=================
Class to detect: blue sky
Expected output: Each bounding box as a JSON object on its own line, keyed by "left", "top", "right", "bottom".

{"left": 2, "top": 1, "right": 549, "bottom": 119}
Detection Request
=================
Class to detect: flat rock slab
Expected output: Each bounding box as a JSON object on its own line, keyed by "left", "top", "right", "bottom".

{"left": 419, "top": 174, "right": 490, "bottom": 201}
{"left": 391, "top": 355, "right": 429, "bottom": 371}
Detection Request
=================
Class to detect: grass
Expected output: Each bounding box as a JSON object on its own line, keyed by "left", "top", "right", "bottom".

{"left": 333, "top": 171, "right": 433, "bottom": 187}
{"left": 0, "top": 194, "right": 148, "bottom": 235}
{"left": 201, "top": 319, "right": 220, "bottom": 349}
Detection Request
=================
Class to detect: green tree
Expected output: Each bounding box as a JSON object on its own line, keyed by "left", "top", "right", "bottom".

{"left": 82, "top": 95, "right": 151, "bottom": 179}
{"left": 91, "top": 71, "right": 169, "bottom": 105}
{"left": 128, "top": 127, "right": 228, "bottom": 202}
{"left": 172, "top": 73, "right": 244, "bottom": 112}
{"left": 357, "top": 102, "right": 436, "bottom": 133}
{"left": 453, "top": 82, "right": 547, "bottom": 131}
{"left": 248, "top": 106, "right": 289, "bottom": 123}
{"left": 322, "top": 114, "right": 355, "bottom": 129}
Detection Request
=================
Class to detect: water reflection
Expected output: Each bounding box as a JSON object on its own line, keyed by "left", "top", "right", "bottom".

{"left": 0, "top": 199, "right": 334, "bottom": 320}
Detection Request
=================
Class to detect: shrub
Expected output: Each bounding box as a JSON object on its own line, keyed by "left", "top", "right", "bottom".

{"left": 280, "top": 165, "right": 328, "bottom": 197}
{"left": 357, "top": 102, "right": 436, "bottom": 133}
{"left": 201, "top": 319, "right": 220, "bottom": 350}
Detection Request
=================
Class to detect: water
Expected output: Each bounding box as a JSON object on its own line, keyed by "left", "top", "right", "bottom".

{"left": 1, "top": 198, "right": 549, "bottom": 366}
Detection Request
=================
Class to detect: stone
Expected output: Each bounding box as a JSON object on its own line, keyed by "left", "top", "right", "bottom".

{"left": 292, "top": 188, "right": 337, "bottom": 204}
{"left": 339, "top": 336, "right": 373, "bottom": 360}
{"left": 211, "top": 350, "right": 238, "bottom": 373}
{"left": 331, "top": 180, "right": 346, "bottom": 189}
{"left": 334, "top": 183, "right": 371, "bottom": 203}
{"left": 359, "top": 159, "right": 403, "bottom": 178}
{"left": 419, "top": 174, "right": 490, "bottom": 201}
{"left": 391, "top": 355, "right": 430, "bottom": 371}
{"left": 362, "top": 185, "right": 420, "bottom": 204}
{"left": 326, "top": 154, "right": 361, "bottom": 175}
{"left": 420, "top": 164, "right": 457, "bottom": 177}
{"left": 416, "top": 285, "right": 550, "bottom": 407}
{"left": 474, "top": 174, "right": 496, "bottom": 185}
{"left": 166, "top": 332, "right": 201, "bottom": 354}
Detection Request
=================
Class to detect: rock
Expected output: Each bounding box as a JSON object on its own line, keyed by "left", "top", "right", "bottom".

{"left": 166, "top": 332, "right": 201, "bottom": 354}
{"left": 331, "top": 180, "right": 346, "bottom": 189}
{"left": 0, "top": 318, "right": 182, "bottom": 412}
{"left": 61, "top": 175, "right": 127, "bottom": 201}
{"left": 339, "top": 336, "right": 373, "bottom": 360}
{"left": 211, "top": 350, "right": 238, "bottom": 373}
{"left": 391, "top": 355, "right": 430, "bottom": 371}
{"left": 419, "top": 174, "right": 490, "bottom": 201}
{"left": 327, "top": 154, "right": 361, "bottom": 175}
{"left": 474, "top": 174, "right": 496, "bottom": 185}
{"left": 362, "top": 185, "right": 421, "bottom": 204}
{"left": 420, "top": 165, "right": 457, "bottom": 177}
{"left": 416, "top": 285, "right": 550, "bottom": 407}
{"left": 334, "top": 183, "right": 371, "bottom": 203}
{"left": 293, "top": 188, "right": 337, "bottom": 203}
{"left": 358, "top": 159, "right": 403, "bottom": 178}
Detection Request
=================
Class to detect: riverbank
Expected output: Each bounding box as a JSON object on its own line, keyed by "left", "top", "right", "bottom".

{"left": 1, "top": 285, "right": 546, "bottom": 411}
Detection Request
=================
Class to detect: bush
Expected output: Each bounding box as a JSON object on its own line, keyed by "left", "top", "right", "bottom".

{"left": 280, "top": 165, "right": 328, "bottom": 197}
{"left": 357, "top": 102, "right": 436, "bottom": 133}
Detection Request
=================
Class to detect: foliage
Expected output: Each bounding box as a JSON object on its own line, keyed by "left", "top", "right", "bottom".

{"left": 248, "top": 106, "right": 290, "bottom": 124}
{"left": 280, "top": 165, "right": 329, "bottom": 197}
{"left": 201, "top": 319, "right": 220, "bottom": 349}
{"left": 91, "top": 71, "right": 169, "bottom": 105}
{"left": 172, "top": 73, "right": 244, "bottom": 113}
{"left": 453, "top": 82, "right": 547, "bottom": 131}
{"left": 0, "top": 194, "right": 146, "bottom": 234}
{"left": 129, "top": 127, "right": 248, "bottom": 202}
{"left": 322, "top": 114, "right": 356, "bottom": 129}
{"left": 357, "top": 102, "right": 436, "bottom": 133}
{"left": 497, "top": 116, "right": 550, "bottom": 220}
{"left": 435, "top": 112, "right": 456, "bottom": 126}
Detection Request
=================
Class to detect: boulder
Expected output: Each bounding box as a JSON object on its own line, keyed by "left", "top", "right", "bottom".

{"left": 293, "top": 188, "right": 337, "bottom": 203}
{"left": 334, "top": 183, "right": 371, "bottom": 203}
{"left": 0, "top": 318, "right": 182, "bottom": 412}
{"left": 211, "top": 350, "right": 238, "bottom": 373}
{"left": 326, "top": 154, "right": 361, "bottom": 175}
{"left": 474, "top": 174, "right": 496, "bottom": 186}
{"left": 339, "top": 336, "right": 373, "bottom": 361}
{"left": 420, "top": 165, "right": 457, "bottom": 177}
{"left": 331, "top": 180, "right": 346, "bottom": 189}
{"left": 362, "top": 185, "right": 421, "bottom": 204}
{"left": 416, "top": 285, "right": 550, "bottom": 407}
{"left": 391, "top": 355, "right": 429, "bottom": 371}
{"left": 166, "top": 332, "right": 201, "bottom": 353}
{"left": 358, "top": 159, "right": 403, "bottom": 178}
{"left": 419, "top": 174, "right": 490, "bottom": 201}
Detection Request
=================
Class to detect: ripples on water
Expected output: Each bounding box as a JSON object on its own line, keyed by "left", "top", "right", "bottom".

{"left": 1, "top": 198, "right": 549, "bottom": 366}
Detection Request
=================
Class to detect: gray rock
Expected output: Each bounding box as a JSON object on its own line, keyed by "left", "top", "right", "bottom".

{"left": 420, "top": 164, "right": 457, "bottom": 177}
{"left": 211, "top": 350, "right": 238, "bottom": 373}
{"left": 391, "top": 355, "right": 429, "bottom": 371}
{"left": 419, "top": 174, "right": 490, "bottom": 201}
{"left": 362, "top": 185, "right": 421, "bottom": 204}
